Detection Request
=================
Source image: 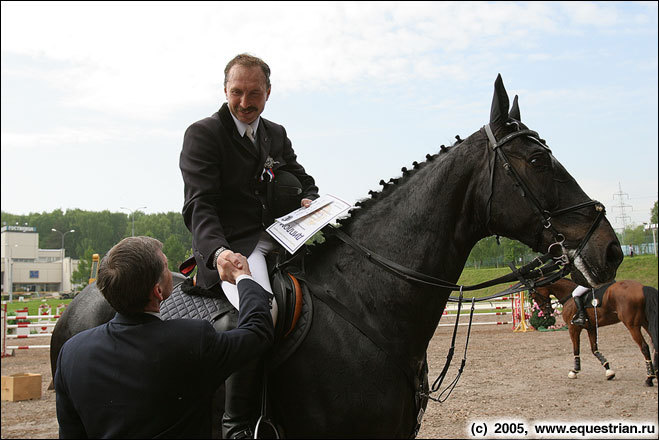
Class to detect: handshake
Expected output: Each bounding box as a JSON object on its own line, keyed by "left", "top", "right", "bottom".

{"left": 216, "top": 249, "right": 252, "bottom": 284}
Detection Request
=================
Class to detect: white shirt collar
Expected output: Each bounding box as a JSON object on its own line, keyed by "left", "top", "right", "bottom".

{"left": 229, "top": 110, "right": 260, "bottom": 139}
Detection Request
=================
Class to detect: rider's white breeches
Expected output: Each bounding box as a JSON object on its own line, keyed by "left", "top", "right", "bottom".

{"left": 221, "top": 232, "right": 278, "bottom": 325}
{"left": 571, "top": 285, "right": 590, "bottom": 298}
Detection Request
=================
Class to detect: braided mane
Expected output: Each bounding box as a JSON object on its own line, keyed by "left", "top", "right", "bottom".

{"left": 334, "top": 135, "right": 465, "bottom": 231}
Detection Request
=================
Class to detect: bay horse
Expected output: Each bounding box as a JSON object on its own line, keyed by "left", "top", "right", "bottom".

{"left": 50, "top": 75, "right": 623, "bottom": 438}
{"left": 531, "top": 278, "right": 658, "bottom": 386}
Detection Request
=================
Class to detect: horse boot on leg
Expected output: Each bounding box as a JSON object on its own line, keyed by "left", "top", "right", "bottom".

{"left": 593, "top": 350, "right": 615, "bottom": 380}
{"left": 571, "top": 295, "right": 588, "bottom": 327}
{"left": 645, "top": 360, "right": 656, "bottom": 387}
{"left": 568, "top": 356, "right": 581, "bottom": 379}
{"left": 222, "top": 359, "right": 262, "bottom": 439}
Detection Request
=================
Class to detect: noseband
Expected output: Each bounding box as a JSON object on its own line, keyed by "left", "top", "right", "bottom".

{"left": 482, "top": 123, "right": 606, "bottom": 266}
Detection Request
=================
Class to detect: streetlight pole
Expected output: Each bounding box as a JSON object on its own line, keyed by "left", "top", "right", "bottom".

{"left": 644, "top": 223, "right": 658, "bottom": 257}
{"left": 120, "top": 206, "right": 146, "bottom": 236}
{"left": 51, "top": 228, "right": 75, "bottom": 292}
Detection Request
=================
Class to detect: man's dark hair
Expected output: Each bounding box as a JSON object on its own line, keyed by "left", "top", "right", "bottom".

{"left": 97, "top": 236, "right": 165, "bottom": 314}
{"left": 224, "top": 53, "right": 271, "bottom": 90}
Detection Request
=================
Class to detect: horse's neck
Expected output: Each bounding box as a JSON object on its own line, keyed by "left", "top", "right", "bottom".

{"left": 350, "top": 150, "right": 483, "bottom": 279}
{"left": 312, "top": 135, "right": 489, "bottom": 356}
{"left": 555, "top": 279, "right": 578, "bottom": 304}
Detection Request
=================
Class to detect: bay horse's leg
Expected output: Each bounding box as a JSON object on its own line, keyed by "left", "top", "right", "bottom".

{"left": 626, "top": 323, "right": 656, "bottom": 387}
{"left": 586, "top": 326, "right": 615, "bottom": 380}
{"left": 568, "top": 324, "right": 582, "bottom": 379}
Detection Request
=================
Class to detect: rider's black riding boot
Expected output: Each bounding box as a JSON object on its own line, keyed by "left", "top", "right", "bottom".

{"left": 571, "top": 295, "right": 588, "bottom": 327}
{"left": 222, "top": 359, "right": 261, "bottom": 439}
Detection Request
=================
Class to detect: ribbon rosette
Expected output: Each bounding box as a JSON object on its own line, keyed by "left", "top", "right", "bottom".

{"left": 262, "top": 156, "right": 277, "bottom": 181}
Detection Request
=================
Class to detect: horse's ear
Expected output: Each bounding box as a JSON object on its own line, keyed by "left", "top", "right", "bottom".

{"left": 490, "top": 74, "right": 510, "bottom": 126}
{"left": 509, "top": 95, "right": 521, "bottom": 121}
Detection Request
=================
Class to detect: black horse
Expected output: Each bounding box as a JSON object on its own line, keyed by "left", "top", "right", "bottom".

{"left": 50, "top": 75, "right": 623, "bottom": 437}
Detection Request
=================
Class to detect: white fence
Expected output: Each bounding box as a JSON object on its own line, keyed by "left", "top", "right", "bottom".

{"left": 438, "top": 294, "right": 529, "bottom": 329}
{"left": 1, "top": 303, "right": 66, "bottom": 356}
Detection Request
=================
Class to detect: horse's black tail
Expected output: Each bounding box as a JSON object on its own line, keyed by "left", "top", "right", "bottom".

{"left": 643, "top": 286, "right": 658, "bottom": 370}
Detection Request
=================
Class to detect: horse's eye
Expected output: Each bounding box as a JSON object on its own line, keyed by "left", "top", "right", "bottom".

{"left": 530, "top": 155, "right": 550, "bottom": 169}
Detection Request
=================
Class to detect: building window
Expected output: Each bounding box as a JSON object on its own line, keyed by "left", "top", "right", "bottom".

{"left": 30, "top": 270, "right": 39, "bottom": 279}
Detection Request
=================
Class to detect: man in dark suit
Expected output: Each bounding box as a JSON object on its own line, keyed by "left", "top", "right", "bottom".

{"left": 55, "top": 236, "right": 274, "bottom": 439}
{"left": 179, "top": 53, "right": 319, "bottom": 438}
{"left": 179, "top": 53, "right": 318, "bottom": 299}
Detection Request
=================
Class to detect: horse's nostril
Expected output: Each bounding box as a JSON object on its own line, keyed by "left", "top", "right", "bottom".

{"left": 606, "top": 241, "right": 624, "bottom": 269}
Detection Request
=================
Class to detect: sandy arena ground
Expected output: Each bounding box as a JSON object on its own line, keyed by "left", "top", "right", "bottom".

{"left": 2, "top": 318, "right": 657, "bottom": 439}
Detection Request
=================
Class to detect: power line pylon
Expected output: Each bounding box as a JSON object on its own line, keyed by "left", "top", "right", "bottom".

{"left": 612, "top": 182, "right": 632, "bottom": 233}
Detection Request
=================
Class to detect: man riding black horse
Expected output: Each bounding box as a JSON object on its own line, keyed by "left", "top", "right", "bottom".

{"left": 179, "top": 53, "right": 319, "bottom": 438}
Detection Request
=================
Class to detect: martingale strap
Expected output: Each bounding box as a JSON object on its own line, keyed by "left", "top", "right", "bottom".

{"left": 424, "top": 290, "right": 477, "bottom": 403}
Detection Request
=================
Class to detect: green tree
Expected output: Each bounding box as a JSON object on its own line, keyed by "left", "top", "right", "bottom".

{"left": 502, "top": 238, "right": 533, "bottom": 265}
{"left": 2, "top": 209, "right": 193, "bottom": 274}
{"left": 467, "top": 236, "right": 499, "bottom": 268}
{"left": 467, "top": 235, "right": 538, "bottom": 268}
{"left": 163, "top": 235, "right": 188, "bottom": 272}
{"left": 71, "top": 246, "right": 96, "bottom": 289}
{"left": 651, "top": 201, "right": 658, "bottom": 224}
{"left": 619, "top": 225, "right": 651, "bottom": 247}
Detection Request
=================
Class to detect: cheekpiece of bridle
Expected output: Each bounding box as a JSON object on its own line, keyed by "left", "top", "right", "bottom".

{"left": 478, "top": 122, "right": 607, "bottom": 299}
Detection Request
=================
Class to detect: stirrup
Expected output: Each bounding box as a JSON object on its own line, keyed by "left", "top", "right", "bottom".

{"left": 571, "top": 315, "right": 587, "bottom": 326}
{"left": 227, "top": 425, "right": 253, "bottom": 440}
{"left": 255, "top": 416, "right": 281, "bottom": 439}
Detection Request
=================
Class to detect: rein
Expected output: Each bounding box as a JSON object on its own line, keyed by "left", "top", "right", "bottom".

{"left": 331, "top": 226, "right": 568, "bottom": 298}
{"left": 426, "top": 289, "right": 476, "bottom": 403}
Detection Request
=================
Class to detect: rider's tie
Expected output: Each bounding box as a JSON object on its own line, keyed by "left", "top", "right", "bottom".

{"left": 245, "top": 125, "right": 256, "bottom": 145}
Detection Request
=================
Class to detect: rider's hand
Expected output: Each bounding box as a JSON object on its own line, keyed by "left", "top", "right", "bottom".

{"left": 301, "top": 198, "right": 313, "bottom": 208}
{"left": 217, "top": 250, "right": 251, "bottom": 284}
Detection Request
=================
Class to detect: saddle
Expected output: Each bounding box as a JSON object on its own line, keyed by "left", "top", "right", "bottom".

{"left": 582, "top": 281, "right": 615, "bottom": 309}
{"left": 162, "top": 248, "right": 313, "bottom": 367}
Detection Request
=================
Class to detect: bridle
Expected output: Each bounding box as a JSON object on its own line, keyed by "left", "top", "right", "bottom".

{"left": 326, "top": 123, "right": 608, "bottom": 298}
{"left": 527, "top": 286, "right": 555, "bottom": 315}
{"left": 481, "top": 122, "right": 607, "bottom": 270}
{"left": 527, "top": 277, "right": 574, "bottom": 315}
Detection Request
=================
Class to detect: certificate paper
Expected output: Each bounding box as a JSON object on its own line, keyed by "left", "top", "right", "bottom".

{"left": 274, "top": 195, "right": 335, "bottom": 225}
{"left": 267, "top": 194, "right": 352, "bottom": 254}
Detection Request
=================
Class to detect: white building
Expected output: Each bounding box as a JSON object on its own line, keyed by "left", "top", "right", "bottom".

{"left": 1, "top": 225, "right": 79, "bottom": 297}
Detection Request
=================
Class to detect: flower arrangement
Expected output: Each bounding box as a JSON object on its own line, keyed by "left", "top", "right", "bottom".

{"left": 546, "top": 308, "right": 565, "bottom": 330}
{"left": 529, "top": 301, "right": 556, "bottom": 330}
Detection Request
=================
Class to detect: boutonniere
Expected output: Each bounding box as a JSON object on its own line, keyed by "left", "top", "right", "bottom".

{"left": 262, "top": 156, "right": 279, "bottom": 182}
{"left": 264, "top": 156, "right": 278, "bottom": 169}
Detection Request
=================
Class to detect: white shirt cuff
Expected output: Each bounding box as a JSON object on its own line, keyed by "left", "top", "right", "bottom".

{"left": 236, "top": 274, "right": 255, "bottom": 285}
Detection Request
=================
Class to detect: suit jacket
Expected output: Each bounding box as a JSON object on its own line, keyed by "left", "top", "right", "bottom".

{"left": 55, "top": 279, "right": 274, "bottom": 439}
{"left": 180, "top": 103, "right": 319, "bottom": 290}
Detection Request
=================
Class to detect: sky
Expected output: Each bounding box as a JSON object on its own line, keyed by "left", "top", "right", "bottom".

{"left": 1, "top": 1, "right": 657, "bottom": 232}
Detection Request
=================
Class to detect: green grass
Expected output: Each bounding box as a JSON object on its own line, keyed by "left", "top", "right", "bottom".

{"left": 614, "top": 254, "right": 658, "bottom": 288}
{"left": 5, "top": 298, "right": 72, "bottom": 316}
{"left": 456, "top": 253, "right": 658, "bottom": 298}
